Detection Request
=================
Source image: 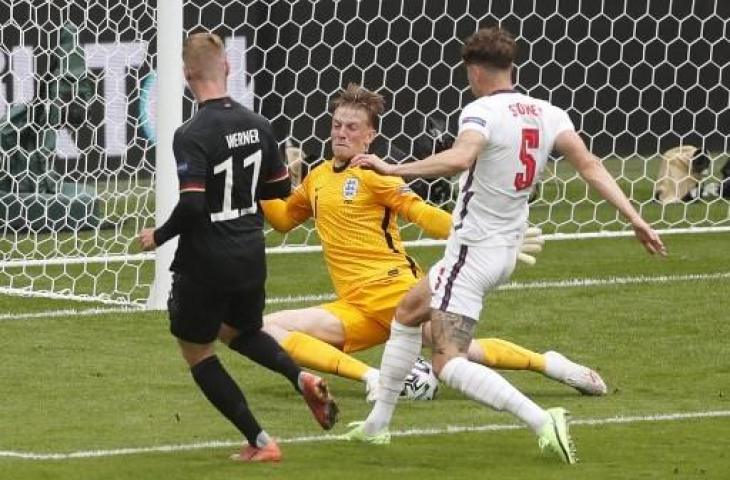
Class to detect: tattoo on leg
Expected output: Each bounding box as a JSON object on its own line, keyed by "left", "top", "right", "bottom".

{"left": 431, "top": 310, "right": 477, "bottom": 356}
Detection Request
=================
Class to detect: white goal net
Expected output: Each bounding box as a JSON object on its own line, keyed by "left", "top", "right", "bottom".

{"left": 1, "top": 0, "right": 728, "bottom": 306}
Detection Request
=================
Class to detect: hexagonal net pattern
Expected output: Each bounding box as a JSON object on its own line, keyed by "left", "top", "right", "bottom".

{"left": 1, "top": 1, "right": 156, "bottom": 305}
{"left": 1, "top": 0, "right": 729, "bottom": 306}
{"left": 180, "top": 0, "right": 728, "bottom": 250}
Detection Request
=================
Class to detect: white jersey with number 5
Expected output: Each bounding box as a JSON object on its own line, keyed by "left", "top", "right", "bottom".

{"left": 451, "top": 90, "right": 575, "bottom": 246}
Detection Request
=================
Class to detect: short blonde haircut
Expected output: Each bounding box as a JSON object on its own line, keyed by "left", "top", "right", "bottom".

{"left": 182, "top": 32, "right": 226, "bottom": 81}
{"left": 330, "top": 83, "right": 385, "bottom": 129}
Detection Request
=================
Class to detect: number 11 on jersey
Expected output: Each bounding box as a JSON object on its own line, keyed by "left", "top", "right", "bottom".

{"left": 210, "top": 150, "right": 262, "bottom": 222}
{"left": 514, "top": 128, "right": 539, "bottom": 191}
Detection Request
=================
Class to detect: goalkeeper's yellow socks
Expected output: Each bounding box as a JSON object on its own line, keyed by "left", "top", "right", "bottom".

{"left": 475, "top": 338, "right": 546, "bottom": 372}
{"left": 281, "top": 331, "right": 371, "bottom": 381}
{"left": 228, "top": 330, "right": 302, "bottom": 390}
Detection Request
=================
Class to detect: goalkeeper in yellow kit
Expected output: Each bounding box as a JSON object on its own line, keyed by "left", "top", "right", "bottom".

{"left": 259, "top": 83, "right": 606, "bottom": 400}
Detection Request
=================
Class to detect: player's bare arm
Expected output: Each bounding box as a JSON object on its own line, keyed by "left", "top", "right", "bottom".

{"left": 352, "top": 130, "right": 485, "bottom": 178}
{"left": 555, "top": 130, "right": 666, "bottom": 256}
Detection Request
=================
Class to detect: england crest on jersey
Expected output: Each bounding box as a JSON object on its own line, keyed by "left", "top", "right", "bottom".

{"left": 343, "top": 177, "right": 359, "bottom": 200}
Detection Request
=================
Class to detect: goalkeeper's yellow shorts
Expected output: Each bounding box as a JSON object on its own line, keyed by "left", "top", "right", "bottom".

{"left": 321, "top": 271, "right": 419, "bottom": 353}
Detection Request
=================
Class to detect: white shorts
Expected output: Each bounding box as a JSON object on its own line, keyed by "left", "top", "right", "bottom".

{"left": 428, "top": 240, "right": 519, "bottom": 321}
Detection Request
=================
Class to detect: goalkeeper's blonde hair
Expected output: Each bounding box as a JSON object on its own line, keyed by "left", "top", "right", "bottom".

{"left": 330, "top": 83, "right": 385, "bottom": 129}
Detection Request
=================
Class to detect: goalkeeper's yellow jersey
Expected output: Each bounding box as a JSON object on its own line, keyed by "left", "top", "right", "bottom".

{"left": 262, "top": 159, "right": 451, "bottom": 298}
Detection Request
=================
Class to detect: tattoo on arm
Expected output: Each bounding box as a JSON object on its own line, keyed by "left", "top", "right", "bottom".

{"left": 430, "top": 310, "right": 476, "bottom": 356}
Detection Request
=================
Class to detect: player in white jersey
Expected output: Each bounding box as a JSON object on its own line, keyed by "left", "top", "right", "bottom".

{"left": 451, "top": 93, "right": 572, "bottom": 246}
{"left": 429, "top": 91, "right": 576, "bottom": 319}
{"left": 345, "top": 26, "right": 666, "bottom": 464}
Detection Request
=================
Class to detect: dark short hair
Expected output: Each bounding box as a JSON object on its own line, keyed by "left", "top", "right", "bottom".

{"left": 461, "top": 26, "right": 518, "bottom": 69}
{"left": 330, "top": 83, "right": 385, "bottom": 129}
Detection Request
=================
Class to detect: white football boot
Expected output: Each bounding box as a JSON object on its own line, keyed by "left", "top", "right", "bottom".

{"left": 544, "top": 351, "right": 607, "bottom": 396}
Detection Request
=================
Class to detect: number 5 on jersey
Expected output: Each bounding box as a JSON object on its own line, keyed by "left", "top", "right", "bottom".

{"left": 210, "top": 150, "right": 262, "bottom": 222}
{"left": 514, "top": 128, "right": 539, "bottom": 191}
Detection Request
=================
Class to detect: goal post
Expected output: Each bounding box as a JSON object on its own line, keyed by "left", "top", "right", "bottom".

{"left": 0, "top": 0, "right": 727, "bottom": 308}
{"left": 146, "top": 0, "right": 183, "bottom": 310}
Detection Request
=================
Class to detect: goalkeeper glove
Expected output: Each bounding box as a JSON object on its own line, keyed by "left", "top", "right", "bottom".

{"left": 285, "top": 144, "right": 305, "bottom": 188}
{"left": 517, "top": 227, "right": 544, "bottom": 266}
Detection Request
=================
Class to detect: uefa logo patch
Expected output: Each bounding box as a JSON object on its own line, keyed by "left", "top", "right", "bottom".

{"left": 462, "top": 116, "right": 487, "bottom": 127}
{"left": 343, "top": 177, "right": 359, "bottom": 200}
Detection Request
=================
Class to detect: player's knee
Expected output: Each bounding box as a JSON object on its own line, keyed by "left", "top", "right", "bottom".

{"left": 396, "top": 279, "right": 431, "bottom": 326}
{"left": 466, "top": 341, "right": 487, "bottom": 364}
{"left": 260, "top": 311, "right": 299, "bottom": 341}
{"left": 430, "top": 353, "right": 451, "bottom": 377}
{"left": 263, "top": 309, "right": 299, "bottom": 330}
{"left": 432, "top": 352, "right": 464, "bottom": 379}
{"left": 178, "top": 341, "right": 216, "bottom": 367}
{"left": 396, "top": 303, "right": 430, "bottom": 327}
{"left": 261, "top": 308, "right": 345, "bottom": 347}
{"left": 217, "top": 323, "right": 239, "bottom": 345}
{"left": 395, "top": 295, "right": 430, "bottom": 327}
{"left": 260, "top": 321, "right": 288, "bottom": 343}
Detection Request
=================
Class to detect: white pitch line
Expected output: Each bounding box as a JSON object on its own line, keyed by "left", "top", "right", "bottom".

{"left": 1, "top": 410, "right": 728, "bottom": 461}
{"left": 265, "top": 271, "right": 730, "bottom": 306}
{"left": 0, "top": 286, "right": 141, "bottom": 306}
{"left": 496, "top": 271, "right": 730, "bottom": 291}
{"left": 265, "top": 293, "right": 336, "bottom": 305}
{"left": 0, "top": 307, "right": 143, "bottom": 322}
{"left": 3, "top": 271, "right": 728, "bottom": 321}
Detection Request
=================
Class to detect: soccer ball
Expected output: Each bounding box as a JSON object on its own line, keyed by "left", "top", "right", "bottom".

{"left": 400, "top": 356, "right": 439, "bottom": 400}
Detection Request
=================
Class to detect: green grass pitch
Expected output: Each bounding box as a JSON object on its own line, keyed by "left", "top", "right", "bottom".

{"left": 1, "top": 233, "right": 729, "bottom": 479}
